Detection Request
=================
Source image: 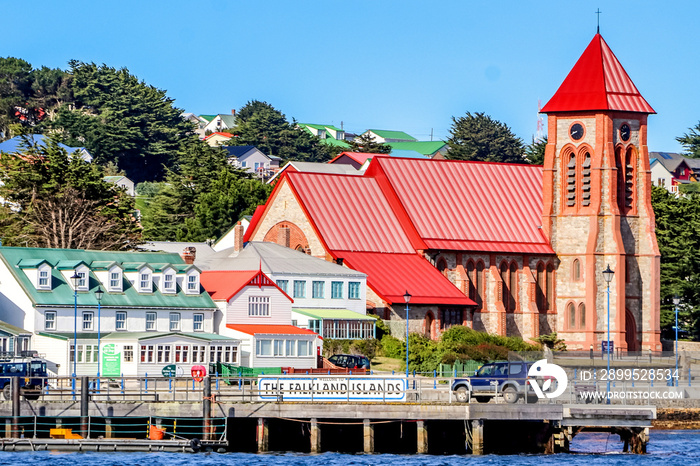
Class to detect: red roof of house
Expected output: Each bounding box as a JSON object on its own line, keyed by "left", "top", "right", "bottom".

{"left": 226, "top": 324, "right": 318, "bottom": 336}
{"left": 541, "top": 34, "right": 654, "bottom": 114}
{"left": 369, "top": 157, "right": 554, "bottom": 254}
{"left": 285, "top": 171, "right": 423, "bottom": 253}
{"left": 329, "top": 152, "right": 383, "bottom": 165}
{"left": 200, "top": 270, "right": 292, "bottom": 302}
{"left": 204, "top": 132, "right": 233, "bottom": 140}
{"left": 340, "top": 252, "right": 475, "bottom": 306}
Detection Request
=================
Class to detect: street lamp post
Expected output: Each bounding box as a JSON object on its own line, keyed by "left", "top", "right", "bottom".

{"left": 95, "top": 287, "right": 104, "bottom": 379}
{"left": 404, "top": 291, "right": 412, "bottom": 380}
{"left": 602, "top": 264, "right": 614, "bottom": 402}
{"left": 70, "top": 273, "right": 80, "bottom": 382}
{"left": 674, "top": 296, "right": 680, "bottom": 387}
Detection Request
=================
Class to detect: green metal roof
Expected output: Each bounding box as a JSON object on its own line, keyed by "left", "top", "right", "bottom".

{"left": 386, "top": 141, "right": 447, "bottom": 155}
{"left": 292, "top": 308, "right": 376, "bottom": 320}
{"left": 0, "top": 320, "right": 31, "bottom": 336}
{"left": 321, "top": 138, "right": 351, "bottom": 148}
{"left": 0, "top": 247, "right": 216, "bottom": 310}
{"left": 368, "top": 130, "right": 416, "bottom": 141}
{"left": 90, "top": 261, "right": 119, "bottom": 270}
{"left": 17, "top": 259, "right": 49, "bottom": 269}
{"left": 199, "top": 114, "right": 216, "bottom": 122}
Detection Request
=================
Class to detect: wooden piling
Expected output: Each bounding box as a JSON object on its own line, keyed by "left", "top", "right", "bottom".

{"left": 416, "top": 420, "right": 428, "bottom": 454}
{"left": 471, "top": 419, "right": 484, "bottom": 455}
{"left": 310, "top": 418, "right": 321, "bottom": 453}
{"left": 363, "top": 419, "right": 374, "bottom": 453}
{"left": 256, "top": 418, "right": 268, "bottom": 453}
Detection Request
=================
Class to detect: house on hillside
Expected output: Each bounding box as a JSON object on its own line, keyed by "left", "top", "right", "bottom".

{"left": 649, "top": 152, "right": 698, "bottom": 192}
{"left": 649, "top": 158, "right": 678, "bottom": 194}
{"left": 201, "top": 113, "right": 237, "bottom": 135}
{"left": 361, "top": 130, "right": 416, "bottom": 143}
{"left": 200, "top": 241, "right": 375, "bottom": 340}
{"left": 298, "top": 124, "right": 351, "bottom": 149}
{"left": 204, "top": 132, "right": 233, "bottom": 147}
{"left": 103, "top": 175, "right": 135, "bottom": 197}
{"left": 200, "top": 269, "right": 321, "bottom": 369}
{"left": 0, "top": 134, "right": 93, "bottom": 162}
{"left": 0, "top": 247, "right": 238, "bottom": 376}
{"left": 222, "top": 145, "right": 281, "bottom": 179}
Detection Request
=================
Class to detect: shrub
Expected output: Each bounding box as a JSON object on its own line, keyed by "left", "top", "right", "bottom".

{"left": 350, "top": 339, "right": 379, "bottom": 359}
{"left": 380, "top": 334, "right": 404, "bottom": 358}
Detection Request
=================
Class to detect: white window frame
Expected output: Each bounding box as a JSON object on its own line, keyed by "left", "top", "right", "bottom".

{"left": 186, "top": 272, "right": 200, "bottom": 295}
{"left": 156, "top": 344, "right": 171, "bottom": 363}
{"left": 38, "top": 266, "right": 51, "bottom": 290}
{"left": 192, "top": 345, "right": 206, "bottom": 363}
{"left": 169, "top": 312, "right": 181, "bottom": 331}
{"left": 297, "top": 340, "right": 310, "bottom": 357}
{"left": 115, "top": 311, "right": 127, "bottom": 331}
{"left": 44, "top": 311, "right": 56, "bottom": 330}
{"left": 82, "top": 312, "right": 94, "bottom": 331}
{"left": 108, "top": 268, "right": 123, "bottom": 292}
{"left": 123, "top": 345, "right": 133, "bottom": 362}
{"left": 248, "top": 296, "right": 270, "bottom": 317}
{"left": 285, "top": 340, "right": 296, "bottom": 356}
{"left": 163, "top": 271, "right": 176, "bottom": 293}
{"left": 193, "top": 313, "right": 204, "bottom": 332}
{"left": 145, "top": 312, "right": 156, "bottom": 331}
{"left": 174, "top": 345, "right": 189, "bottom": 364}
{"left": 139, "top": 270, "right": 152, "bottom": 293}
{"left": 256, "top": 339, "right": 272, "bottom": 356}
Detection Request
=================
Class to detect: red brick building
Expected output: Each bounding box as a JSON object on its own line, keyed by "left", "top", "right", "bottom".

{"left": 243, "top": 34, "right": 661, "bottom": 352}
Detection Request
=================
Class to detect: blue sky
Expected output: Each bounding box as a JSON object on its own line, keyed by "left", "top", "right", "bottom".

{"left": 5, "top": 1, "right": 699, "bottom": 152}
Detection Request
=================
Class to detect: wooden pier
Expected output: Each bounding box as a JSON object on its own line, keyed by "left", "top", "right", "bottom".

{"left": 0, "top": 375, "right": 657, "bottom": 454}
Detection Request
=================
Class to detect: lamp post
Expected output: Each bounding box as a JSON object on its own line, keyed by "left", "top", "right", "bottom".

{"left": 674, "top": 296, "right": 680, "bottom": 387}
{"left": 95, "top": 287, "right": 104, "bottom": 379}
{"left": 70, "top": 273, "right": 80, "bottom": 380}
{"left": 602, "top": 264, "right": 614, "bottom": 401}
{"left": 404, "top": 290, "right": 412, "bottom": 380}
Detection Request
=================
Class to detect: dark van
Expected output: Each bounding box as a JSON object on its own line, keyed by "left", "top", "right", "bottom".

{"left": 0, "top": 359, "right": 48, "bottom": 400}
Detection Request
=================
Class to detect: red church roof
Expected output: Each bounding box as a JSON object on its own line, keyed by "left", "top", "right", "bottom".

{"left": 369, "top": 157, "right": 554, "bottom": 254}
{"left": 200, "top": 270, "right": 292, "bottom": 302}
{"left": 341, "top": 252, "right": 475, "bottom": 306}
{"left": 541, "top": 34, "right": 655, "bottom": 114}
{"left": 285, "top": 171, "right": 423, "bottom": 253}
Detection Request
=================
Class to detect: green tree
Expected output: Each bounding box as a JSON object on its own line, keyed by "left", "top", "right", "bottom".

{"left": 524, "top": 136, "right": 547, "bottom": 165}
{"left": 0, "top": 57, "right": 33, "bottom": 138}
{"left": 652, "top": 186, "right": 700, "bottom": 338}
{"left": 55, "top": 60, "right": 194, "bottom": 182}
{"left": 228, "top": 100, "right": 332, "bottom": 163}
{"left": 141, "top": 140, "right": 271, "bottom": 241}
{"left": 0, "top": 136, "right": 140, "bottom": 249}
{"left": 446, "top": 111, "right": 525, "bottom": 163}
{"left": 677, "top": 121, "right": 700, "bottom": 158}
{"left": 347, "top": 133, "right": 391, "bottom": 154}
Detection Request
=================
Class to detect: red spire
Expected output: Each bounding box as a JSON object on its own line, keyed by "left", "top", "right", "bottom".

{"left": 541, "top": 34, "right": 655, "bottom": 114}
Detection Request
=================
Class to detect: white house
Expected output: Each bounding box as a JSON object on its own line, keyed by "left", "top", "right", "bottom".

{"left": 103, "top": 175, "right": 135, "bottom": 197}
{"left": 223, "top": 146, "right": 281, "bottom": 179}
{"left": 650, "top": 157, "right": 678, "bottom": 194}
{"left": 202, "top": 113, "right": 236, "bottom": 135}
{"left": 0, "top": 247, "right": 238, "bottom": 377}
{"left": 200, "top": 269, "right": 321, "bottom": 369}
{"left": 200, "top": 242, "right": 375, "bottom": 340}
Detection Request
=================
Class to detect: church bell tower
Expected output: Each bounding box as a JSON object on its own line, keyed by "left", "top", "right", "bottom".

{"left": 540, "top": 34, "right": 661, "bottom": 351}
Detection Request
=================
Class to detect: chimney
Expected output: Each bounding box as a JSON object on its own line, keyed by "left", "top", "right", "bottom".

{"left": 231, "top": 109, "right": 236, "bottom": 115}
{"left": 278, "top": 226, "right": 291, "bottom": 248}
{"left": 234, "top": 222, "right": 245, "bottom": 252}
{"left": 181, "top": 247, "right": 196, "bottom": 265}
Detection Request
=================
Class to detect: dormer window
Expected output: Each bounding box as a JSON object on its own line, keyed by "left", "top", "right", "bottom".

{"left": 71, "top": 266, "right": 90, "bottom": 292}
{"left": 37, "top": 265, "right": 51, "bottom": 290}
{"left": 138, "top": 269, "right": 152, "bottom": 293}
{"left": 107, "top": 265, "right": 123, "bottom": 293}
{"left": 110, "top": 272, "right": 120, "bottom": 289}
{"left": 162, "top": 268, "right": 176, "bottom": 294}
{"left": 186, "top": 272, "right": 200, "bottom": 295}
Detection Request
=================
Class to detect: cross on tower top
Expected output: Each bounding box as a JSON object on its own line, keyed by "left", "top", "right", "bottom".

{"left": 596, "top": 8, "right": 602, "bottom": 33}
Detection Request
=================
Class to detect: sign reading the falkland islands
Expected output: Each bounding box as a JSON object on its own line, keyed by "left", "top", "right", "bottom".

{"left": 257, "top": 376, "right": 407, "bottom": 401}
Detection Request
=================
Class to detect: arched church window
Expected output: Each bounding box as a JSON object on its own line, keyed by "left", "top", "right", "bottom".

{"left": 509, "top": 262, "right": 517, "bottom": 312}
{"left": 581, "top": 152, "right": 591, "bottom": 206}
{"left": 466, "top": 260, "right": 476, "bottom": 300}
{"left": 578, "top": 303, "right": 586, "bottom": 328}
{"left": 536, "top": 263, "right": 546, "bottom": 312}
{"left": 566, "top": 152, "right": 577, "bottom": 207}
{"left": 572, "top": 258, "right": 581, "bottom": 282}
{"left": 500, "top": 261, "right": 509, "bottom": 311}
{"left": 615, "top": 147, "right": 625, "bottom": 212}
{"left": 567, "top": 302, "right": 576, "bottom": 328}
{"left": 624, "top": 147, "right": 636, "bottom": 211}
{"left": 475, "top": 261, "right": 485, "bottom": 310}
{"left": 546, "top": 263, "right": 554, "bottom": 312}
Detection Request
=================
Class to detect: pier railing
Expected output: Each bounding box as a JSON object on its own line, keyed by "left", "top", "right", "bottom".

{"left": 4, "top": 372, "right": 692, "bottom": 405}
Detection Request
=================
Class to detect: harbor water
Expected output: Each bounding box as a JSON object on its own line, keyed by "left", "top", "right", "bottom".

{"left": 0, "top": 430, "right": 696, "bottom": 465}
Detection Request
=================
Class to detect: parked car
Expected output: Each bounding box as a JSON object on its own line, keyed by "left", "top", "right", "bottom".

{"left": 0, "top": 358, "right": 48, "bottom": 400}
{"left": 451, "top": 361, "right": 535, "bottom": 404}
{"left": 328, "top": 354, "right": 370, "bottom": 370}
